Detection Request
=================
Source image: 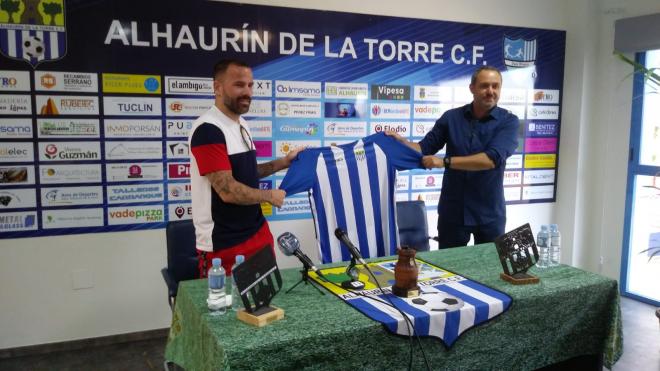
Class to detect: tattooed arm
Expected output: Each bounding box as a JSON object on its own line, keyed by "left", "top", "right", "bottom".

{"left": 257, "top": 147, "right": 304, "bottom": 178}
{"left": 207, "top": 170, "right": 286, "bottom": 207}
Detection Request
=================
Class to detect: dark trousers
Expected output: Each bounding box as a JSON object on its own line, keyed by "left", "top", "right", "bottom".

{"left": 436, "top": 215, "right": 506, "bottom": 249}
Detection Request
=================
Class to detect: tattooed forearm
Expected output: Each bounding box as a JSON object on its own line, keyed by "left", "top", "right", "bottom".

{"left": 257, "top": 158, "right": 286, "bottom": 178}
{"left": 207, "top": 170, "right": 271, "bottom": 205}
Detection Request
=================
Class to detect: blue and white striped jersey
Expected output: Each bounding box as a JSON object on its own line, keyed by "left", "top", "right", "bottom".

{"left": 280, "top": 133, "right": 422, "bottom": 263}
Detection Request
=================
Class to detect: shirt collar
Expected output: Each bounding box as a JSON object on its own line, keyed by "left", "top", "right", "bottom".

{"left": 463, "top": 103, "right": 503, "bottom": 121}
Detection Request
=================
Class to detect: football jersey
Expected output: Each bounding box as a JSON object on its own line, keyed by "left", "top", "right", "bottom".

{"left": 280, "top": 132, "right": 422, "bottom": 263}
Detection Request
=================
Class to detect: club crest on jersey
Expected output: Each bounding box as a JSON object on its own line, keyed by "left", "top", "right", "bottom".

{"left": 503, "top": 36, "right": 536, "bottom": 69}
{"left": 0, "top": 0, "right": 67, "bottom": 68}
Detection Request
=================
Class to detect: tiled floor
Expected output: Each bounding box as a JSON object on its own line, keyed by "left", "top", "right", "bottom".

{"left": 0, "top": 297, "right": 657, "bottom": 370}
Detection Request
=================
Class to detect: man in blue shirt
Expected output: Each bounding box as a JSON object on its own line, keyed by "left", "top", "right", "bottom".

{"left": 387, "top": 66, "right": 519, "bottom": 248}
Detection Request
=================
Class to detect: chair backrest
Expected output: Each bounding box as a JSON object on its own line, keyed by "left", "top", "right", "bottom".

{"left": 166, "top": 220, "right": 199, "bottom": 283}
{"left": 396, "top": 200, "right": 430, "bottom": 252}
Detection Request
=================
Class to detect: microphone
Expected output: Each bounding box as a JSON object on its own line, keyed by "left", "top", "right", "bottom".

{"left": 334, "top": 228, "right": 366, "bottom": 265}
{"left": 277, "top": 232, "right": 323, "bottom": 276}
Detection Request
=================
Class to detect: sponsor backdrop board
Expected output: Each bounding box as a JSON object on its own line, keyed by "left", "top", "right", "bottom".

{"left": 0, "top": 0, "right": 564, "bottom": 238}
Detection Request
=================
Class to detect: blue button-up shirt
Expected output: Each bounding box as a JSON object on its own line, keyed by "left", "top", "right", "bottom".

{"left": 419, "top": 104, "right": 519, "bottom": 226}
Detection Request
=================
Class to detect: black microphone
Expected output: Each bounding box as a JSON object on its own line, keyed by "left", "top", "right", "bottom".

{"left": 334, "top": 228, "right": 366, "bottom": 265}
{"left": 277, "top": 232, "right": 323, "bottom": 276}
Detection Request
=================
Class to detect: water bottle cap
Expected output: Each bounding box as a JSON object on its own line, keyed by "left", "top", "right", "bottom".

{"left": 541, "top": 225, "right": 548, "bottom": 230}
{"left": 212, "top": 258, "right": 221, "bottom": 266}
{"left": 550, "top": 224, "right": 558, "bottom": 231}
{"left": 236, "top": 255, "right": 245, "bottom": 264}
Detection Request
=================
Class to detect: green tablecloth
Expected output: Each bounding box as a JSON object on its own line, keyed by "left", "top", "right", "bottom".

{"left": 165, "top": 243, "right": 623, "bottom": 370}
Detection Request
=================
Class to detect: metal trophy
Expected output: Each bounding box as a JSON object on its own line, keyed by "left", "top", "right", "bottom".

{"left": 494, "top": 223, "right": 540, "bottom": 285}
{"left": 392, "top": 246, "right": 420, "bottom": 297}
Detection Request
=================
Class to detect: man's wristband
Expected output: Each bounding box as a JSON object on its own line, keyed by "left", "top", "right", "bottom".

{"left": 443, "top": 156, "right": 451, "bottom": 169}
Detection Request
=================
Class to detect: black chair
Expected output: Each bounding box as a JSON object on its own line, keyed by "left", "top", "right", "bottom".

{"left": 396, "top": 200, "right": 437, "bottom": 252}
{"left": 161, "top": 220, "right": 199, "bottom": 309}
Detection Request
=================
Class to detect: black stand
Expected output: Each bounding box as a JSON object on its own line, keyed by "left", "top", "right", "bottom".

{"left": 341, "top": 257, "right": 365, "bottom": 290}
{"left": 286, "top": 268, "right": 325, "bottom": 295}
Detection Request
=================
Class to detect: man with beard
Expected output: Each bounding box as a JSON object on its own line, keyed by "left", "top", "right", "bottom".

{"left": 189, "top": 59, "right": 301, "bottom": 277}
{"left": 387, "top": 66, "right": 518, "bottom": 248}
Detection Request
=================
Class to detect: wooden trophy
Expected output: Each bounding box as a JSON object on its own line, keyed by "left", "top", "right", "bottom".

{"left": 392, "top": 246, "right": 420, "bottom": 297}
{"left": 494, "top": 223, "right": 540, "bottom": 285}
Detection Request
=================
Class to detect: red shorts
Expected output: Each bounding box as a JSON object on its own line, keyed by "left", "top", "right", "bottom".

{"left": 197, "top": 222, "right": 274, "bottom": 278}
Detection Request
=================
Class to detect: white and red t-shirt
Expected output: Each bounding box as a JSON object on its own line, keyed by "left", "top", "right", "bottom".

{"left": 188, "top": 106, "right": 265, "bottom": 252}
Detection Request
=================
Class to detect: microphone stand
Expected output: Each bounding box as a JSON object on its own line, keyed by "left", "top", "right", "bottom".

{"left": 341, "top": 257, "right": 365, "bottom": 290}
{"left": 286, "top": 263, "right": 325, "bottom": 296}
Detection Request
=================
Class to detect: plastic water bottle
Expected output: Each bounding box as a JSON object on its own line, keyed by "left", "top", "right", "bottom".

{"left": 536, "top": 225, "right": 549, "bottom": 268}
{"left": 550, "top": 224, "right": 561, "bottom": 266}
{"left": 207, "top": 258, "right": 226, "bottom": 315}
{"left": 228, "top": 255, "right": 245, "bottom": 311}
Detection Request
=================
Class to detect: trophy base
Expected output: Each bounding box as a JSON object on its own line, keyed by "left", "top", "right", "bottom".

{"left": 500, "top": 272, "right": 539, "bottom": 285}
{"left": 392, "top": 285, "right": 420, "bottom": 298}
{"left": 237, "top": 306, "right": 284, "bottom": 327}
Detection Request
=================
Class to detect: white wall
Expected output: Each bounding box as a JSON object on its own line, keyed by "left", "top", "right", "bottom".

{"left": 3, "top": 0, "right": 657, "bottom": 349}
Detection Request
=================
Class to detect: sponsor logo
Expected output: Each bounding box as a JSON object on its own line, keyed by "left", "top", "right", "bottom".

{"left": 105, "top": 141, "right": 162, "bottom": 160}
{"left": 108, "top": 205, "right": 164, "bottom": 225}
{"left": 324, "top": 121, "right": 367, "bottom": 137}
{"left": 524, "top": 154, "right": 557, "bottom": 169}
{"left": 525, "top": 138, "right": 557, "bottom": 153}
{"left": 530, "top": 89, "right": 560, "bottom": 104}
{"left": 35, "top": 71, "right": 98, "bottom": 92}
{"left": 106, "top": 184, "right": 164, "bottom": 204}
{"left": 246, "top": 99, "right": 272, "bottom": 117}
{"left": 0, "top": 166, "right": 33, "bottom": 184}
{"left": 275, "top": 80, "right": 322, "bottom": 98}
{"left": 278, "top": 122, "right": 319, "bottom": 136}
{"left": 523, "top": 169, "right": 555, "bottom": 185}
{"left": 412, "top": 121, "right": 435, "bottom": 138}
{"left": 413, "top": 104, "right": 450, "bottom": 119}
{"left": 371, "top": 84, "right": 410, "bottom": 100}
{"left": 40, "top": 164, "right": 102, "bottom": 184}
{"left": 105, "top": 163, "right": 163, "bottom": 182}
{"left": 275, "top": 101, "right": 321, "bottom": 118}
{"left": 0, "top": 71, "right": 30, "bottom": 91}
{"left": 259, "top": 180, "right": 272, "bottom": 190}
{"left": 165, "top": 76, "right": 213, "bottom": 95}
{"left": 503, "top": 171, "right": 522, "bottom": 186}
{"left": 0, "top": 119, "right": 33, "bottom": 138}
{"left": 522, "top": 185, "right": 554, "bottom": 200}
{"left": 0, "top": 212, "right": 37, "bottom": 232}
{"left": 413, "top": 85, "right": 451, "bottom": 102}
{"left": 411, "top": 192, "right": 441, "bottom": 207}
{"left": 527, "top": 122, "right": 558, "bottom": 137}
{"left": 276, "top": 140, "right": 321, "bottom": 156}
{"left": 324, "top": 83, "right": 368, "bottom": 99}
{"left": 527, "top": 105, "right": 559, "bottom": 120}
{"left": 167, "top": 141, "right": 190, "bottom": 158}
{"left": 0, "top": 0, "right": 67, "bottom": 68}
{"left": 0, "top": 188, "right": 36, "bottom": 209}
{"left": 0, "top": 142, "right": 34, "bottom": 162}
{"left": 0, "top": 94, "right": 31, "bottom": 114}
{"left": 253, "top": 80, "right": 272, "bottom": 97}
{"left": 102, "top": 73, "right": 161, "bottom": 94}
{"left": 412, "top": 174, "right": 442, "bottom": 190}
{"left": 166, "top": 120, "right": 193, "bottom": 138}
{"left": 499, "top": 88, "right": 527, "bottom": 103}
{"left": 168, "top": 183, "right": 192, "bottom": 201}
{"left": 254, "top": 141, "right": 272, "bottom": 158}
{"left": 41, "top": 186, "right": 103, "bottom": 206}
{"left": 395, "top": 193, "right": 410, "bottom": 202}
{"left": 396, "top": 175, "right": 409, "bottom": 191}
{"left": 43, "top": 208, "right": 104, "bottom": 229}
{"left": 499, "top": 104, "right": 526, "bottom": 119}
{"left": 39, "top": 142, "right": 100, "bottom": 161}
{"left": 105, "top": 119, "right": 162, "bottom": 138}
{"left": 324, "top": 102, "right": 366, "bottom": 118}
{"left": 103, "top": 97, "right": 161, "bottom": 116}
{"left": 504, "top": 36, "right": 537, "bottom": 69}
{"left": 168, "top": 163, "right": 190, "bottom": 179}
{"left": 504, "top": 187, "right": 521, "bottom": 201}
{"left": 277, "top": 197, "right": 311, "bottom": 215}
{"left": 370, "top": 103, "right": 410, "bottom": 119}
{"left": 37, "top": 118, "right": 99, "bottom": 138}
{"left": 169, "top": 203, "right": 193, "bottom": 220}
{"left": 506, "top": 154, "right": 523, "bottom": 169}
{"left": 370, "top": 122, "right": 409, "bottom": 136}
{"left": 165, "top": 98, "right": 213, "bottom": 116}
{"left": 36, "top": 95, "right": 97, "bottom": 115}
{"left": 246, "top": 120, "right": 272, "bottom": 138}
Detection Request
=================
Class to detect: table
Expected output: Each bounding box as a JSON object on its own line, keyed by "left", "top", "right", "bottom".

{"left": 165, "top": 243, "right": 622, "bottom": 370}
